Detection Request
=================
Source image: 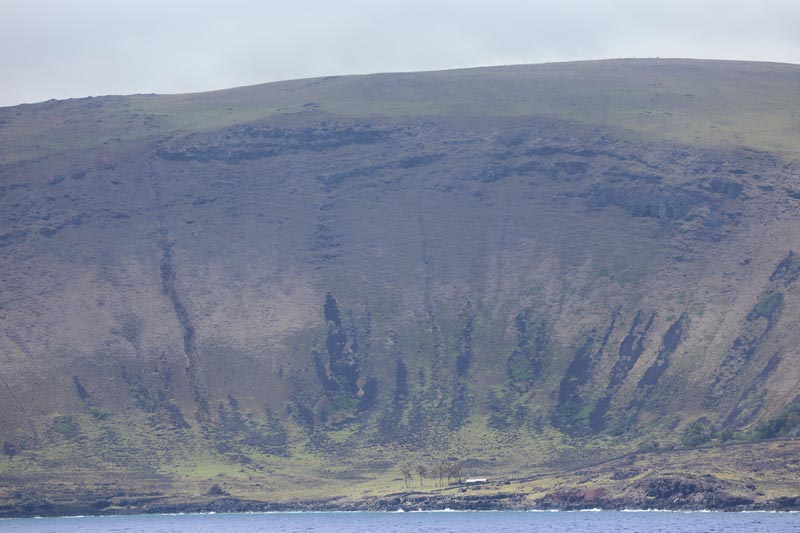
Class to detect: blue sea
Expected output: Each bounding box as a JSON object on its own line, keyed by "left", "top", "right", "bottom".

{"left": 2, "top": 511, "right": 799, "bottom": 532}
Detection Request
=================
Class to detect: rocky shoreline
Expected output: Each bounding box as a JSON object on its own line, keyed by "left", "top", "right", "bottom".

{"left": 3, "top": 481, "right": 798, "bottom": 518}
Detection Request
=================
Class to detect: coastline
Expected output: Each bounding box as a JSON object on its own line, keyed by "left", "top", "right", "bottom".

{"left": 2, "top": 487, "right": 798, "bottom": 519}
{"left": 4, "top": 439, "right": 799, "bottom": 519}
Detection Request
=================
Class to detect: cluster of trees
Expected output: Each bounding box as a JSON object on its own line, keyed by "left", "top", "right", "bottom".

{"left": 681, "top": 419, "right": 718, "bottom": 447}
{"left": 681, "top": 402, "right": 800, "bottom": 449}
{"left": 400, "top": 461, "right": 464, "bottom": 489}
{"left": 752, "top": 401, "right": 800, "bottom": 439}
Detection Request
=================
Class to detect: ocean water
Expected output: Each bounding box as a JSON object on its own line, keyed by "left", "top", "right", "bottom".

{"left": 1, "top": 510, "right": 799, "bottom": 532}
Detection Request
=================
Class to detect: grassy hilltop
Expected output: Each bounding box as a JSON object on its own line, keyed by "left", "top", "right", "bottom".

{"left": 1, "top": 59, "right": 800, "bottom": 514}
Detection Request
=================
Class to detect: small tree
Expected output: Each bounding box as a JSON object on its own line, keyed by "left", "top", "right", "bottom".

{"left": 400, "top": 464, "right": 414, "bottom": 489}
{"left": 448, "top": 462, "right": 464, "bottom": 484}
{"left": 434, "top": 461, "right": 446, "bottom": 487}
{"left": 2, "top": 441, "right": 16, "bottom": 459}
{"left": 207, "top": 483, "right": 228, "bottom": 496}
{"left": 681, "top": 419, "right": 717, "bottom": 447}
{"left": 416, "top": 464, "right": 428, "bottom": 487}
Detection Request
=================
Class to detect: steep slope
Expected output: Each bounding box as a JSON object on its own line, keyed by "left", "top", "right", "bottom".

{"left": 1, "top": 59, "right": 800, "bottom": 512}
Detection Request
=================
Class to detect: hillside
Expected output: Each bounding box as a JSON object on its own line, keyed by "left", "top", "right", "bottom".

{"left": 1, "top": 59, "right": 800, "bottom": 514}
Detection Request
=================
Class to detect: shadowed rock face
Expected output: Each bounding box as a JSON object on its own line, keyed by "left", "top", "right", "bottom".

{"left": 1, "top": 59, "right": 800, "bottom": 505}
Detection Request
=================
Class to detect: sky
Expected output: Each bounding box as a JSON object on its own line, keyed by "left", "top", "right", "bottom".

{"left": 1, "top": 0, "right": 800, "bottom": 107}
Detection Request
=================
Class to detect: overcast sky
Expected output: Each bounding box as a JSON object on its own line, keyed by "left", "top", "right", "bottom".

{"left": 2, "top": 0, "right": 799, "bottom": 107}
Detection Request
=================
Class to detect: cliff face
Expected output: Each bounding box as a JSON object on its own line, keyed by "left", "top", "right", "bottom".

{"left": 1, "top": 59, "right": 800, "bottom": 504}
